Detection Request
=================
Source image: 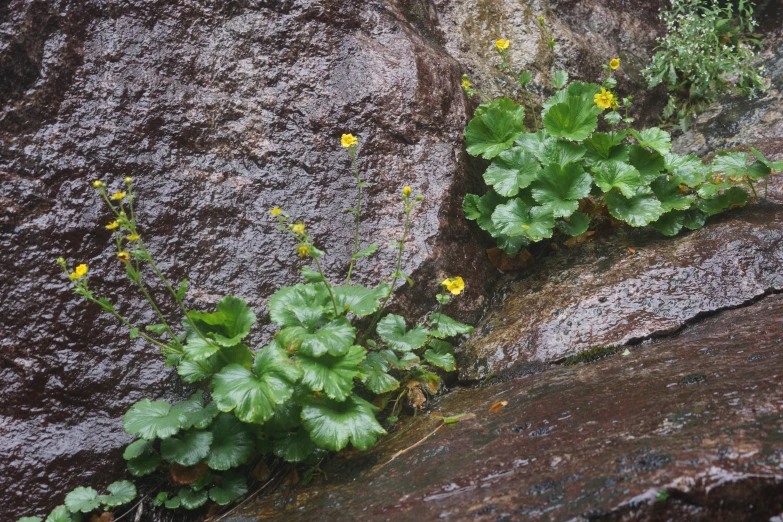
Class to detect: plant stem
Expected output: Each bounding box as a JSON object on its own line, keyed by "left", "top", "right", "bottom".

{"left": 359, "top": 204, "right": 413, "bottom": 342}
{"left": 82, "top": 292, "right": 175, "bottom": 352}
{"left": 345, "top": 150, "right": 362, "bottom": 285}
{"left": 314, "top": 255, "right": 340, "bottom": 315}
{"left": 747, "top": 177, "right": 758, "bottom": 200}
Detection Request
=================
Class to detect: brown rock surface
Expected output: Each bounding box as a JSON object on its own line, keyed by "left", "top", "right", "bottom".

{"left": 229, "top": 292, "right": 783, "bottom": 521}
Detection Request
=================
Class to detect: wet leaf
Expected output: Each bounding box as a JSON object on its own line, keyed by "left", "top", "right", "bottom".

{"left": 630, "top": 128, "right": 671, "bottom": 155}
{"left": 301, "top": 394, "right": 386, "bottom": 452}
{"left": 273, "top": 429, "right": 316, "bottom": 463}
{"left": 333, "top": 285, "right": 388, "bottom": 316}
{"left": 278, "top": 317, "right": 356, "bottom": 357}
{"left": 209, "top": 471, "right": 248, "bottom": 505}
{"left": 295, "top": 345, "right": 365, "bottom": 401}
{"left": 45, "top": 507, "right": 70, "bottom": 522}
{"left": 98, "top": 481, "right": 136, "bottom": 508}
{"left": 177, "top": 488, "right": 208, "bottom": 510}
{"left": 489, "top": 401, "right": 508, "bottom": 412}
{"left": 483, "top": 147, "right": 541, "bottom": 197}
{"left": 65, "top": 487, "right": 100, "bottom": 514}
{"left": 377, "top": 314, "right": 428, "bottom": 352}
{"left": 465, "top": 98, "right": 526, "bottom": 159}
{"left": 423, "top": 340, "right": 456, "bottom": 372}
{"left": 429, "top": 314, "right": 474, "bottom": 338}
{"left": 127, "top": 452, "right": 160, "bottom": 477}
{"left": 169, "top": 462, "right": 209, "bottom": 486}
{"left": 123, "top": 399, "right": 182, "bottom": 440}
{"left": 543, "top": 95, "right": 599, "bottom": 141}
{"left": 206, "top": 414, "right": 255, "bottom": 470}
{"left": 605, "top": 191, "right": 664, "bottom": 227}
{"left": 160, "top": 430, "right": 213, "bottom": 467}
{"left": 187, "top": 296, "right": 257, "bottom": 348}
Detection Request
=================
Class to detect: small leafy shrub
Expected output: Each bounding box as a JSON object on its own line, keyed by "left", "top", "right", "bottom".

{"left": 644, "top": 0, "right": 766, "bottom": 123}
{"left": 461, "top": 45, "right": 781, "bottom": 256}
{"left": 21, "top": 137, "right": 473, "bottom": 520}
{"left": 17, "top": 481, "right": 137, "bottom": 522}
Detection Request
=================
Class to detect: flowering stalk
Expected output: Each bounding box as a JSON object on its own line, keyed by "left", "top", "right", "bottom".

{"left": 343, "top": 135, "right": 362, "bottom": 285}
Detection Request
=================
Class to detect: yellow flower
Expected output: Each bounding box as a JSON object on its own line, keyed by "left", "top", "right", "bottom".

{"left": 291, "top": 223, "right": 305, "bottom": 234}
{"left": 117, "top": 251, "right": 131, "bottom": 262}
{"left": 105, "top": 220, "right": 120, "bottom": 230}
{"left": 297, "top": 244, "right": 311, "bottom": 258}
{"left": 110, "top": 191, "right": 126, "bottom": 201}
{"left": 270, "top": 207, "right": 282, "bottom": 216}
{"left": 441, "top": 276, "right": 465, "bottom": 295}
{"left": 461, "top": 78, "right": 471, "bottom": 89}
{"left": 403, "top": 186, "right": 412, "bottom": 196}
{"left": 69, "top": 264, "right": 88, "bottom": 280}
{"left": 124, "top": 177, "right": 133, "bottom": 184}
{"left": 495, "top": 39, "right": 510, "bottom": 50}
{"left": 609, "top": 58, "right": 621, "bottom": 70}
{"left": 594, "top": 88, "right": 616, "bottom": 110}
{"left": 127, "top": 234, "right": 140, "bottom": 241}
{"left": 92, "top": 180, "right": 104, "bottom": 188}
{"left": 341, "top": 134, "right": 358, "bottom": 148}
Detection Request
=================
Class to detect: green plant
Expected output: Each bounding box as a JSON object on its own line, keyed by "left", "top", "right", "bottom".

{"left": 644, "top": 0, "right": 766, "bottom": 124}
{"left": 24, "top": 135, "right": 473, "bottom": 519}
{"left": 461, "top": 51, "right": 782, "bottom": 256}
{"left": 17, "top": 481, "right": 137, "bottom": 522}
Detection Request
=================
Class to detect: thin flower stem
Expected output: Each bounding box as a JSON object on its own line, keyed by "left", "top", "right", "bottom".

{"left": 82, "top": 292, "right": 173, "bottom": 352}
{"left": 747, "top": 177, "right": 759, "bottom": 200}
{"left": 313, "top": 255, "right": 340, "bottom": 316}
{"left": 360, "top": 203, "right": 413, "bottom": 343}
{"left": 345, "top": 150, "right": 362, "bottom": 285}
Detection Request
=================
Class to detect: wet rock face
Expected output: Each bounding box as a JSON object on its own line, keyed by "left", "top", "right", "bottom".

{"left": 1, "top": 1, "right": 490, "bottom": 518}
{"left": 230, "top": 293, "right": 783, "bottom": 521}
{"left": 457, "top": 203, "right": 783, "bottom": 380}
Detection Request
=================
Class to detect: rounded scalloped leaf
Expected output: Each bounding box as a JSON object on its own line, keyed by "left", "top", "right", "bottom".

{"left": 45, "top": 506, "right": 71, "bottom": 522}
{"left": 177, "top": 487, "right": 208, "bottom": 510}
{"left": 187, "top": 296, "right": 257, "bottom": 348}
{"left": 272, "top": 429, "right": 317, "bottom": 463}
{"left": 295, "top": 345, "right": 365, "bottom": 401}
{"left": 555, "top": 212, "right": 591, "bottom": 236}
{"left": 332, "top": 285, "right": 389, "bottom": 317}
{"left": 127, "top": 451, "right": 161, "bottom": 477}
{"left": 695, "top": 186, "right": 750, "bottom": 216}
{"left": 429, "top": 314, "right": 474, "bottom": 339}
{"left": 18, "top": 517, "right": 43, "bottom": 522}
{"left": 541, "top": 139, "right": 586, "bottom": 168}
{"left": 206, "top": 414, "right": 255, "bottom": 470}
{"left": 123, "top": 439, "right": 152, "bottom": 460}
{"left": 177, "top": 343, "right": 253, "bottom": 384}
{"left": 423, "top": 340, "right": 456, "bottom": 372}
{"left": 465, "top": 98, "right": 526, "bottom": 159}
{"left": 376, "top": 314, "right": 428, "bottom": 352}
{"left": 160, "top": 430, "right": 213, "bottom": 467}
{"left": 301, "top": 394, "right": 386, "bottom": 452}
{"left": 211, "top": 342, "right": 301, "bottom": 424}
{"left": 593, "top": 162, "right": 642, "bottom": 198}
{"left": 628, "top": 145, "right": 665, "bottom": 183}
{"left": 483, "top": 147, "right": 541, "bottom": 197}
{"left": 277, "top": 317, "right": 356, "bottom": 357}
{"left": 492, "top": 199, "right": 555, "bottom": 241}
{"left": 209, "top": 471, "right": 249, "bottom": 505}
{"left": 630, "top": 128, "right": 671, "bottom": 155}
{"left": 268, "top": 284, "right": 331, "bottom": 328}
{"left": 99, "top": 480, "right": 137, "bottom": 508}
{"left": 605, "top": 191, "right": 664, "bottom": 227}
{"left": 543, "top": 95, "right": 599, "bottom": 141}
{"left": 652, "top": 210, "right": 685, "bottom": 236}
{"left": 123, "top": 399, "right": 182, "bottom": 440}
{"left": 651, "top": 175, "right": 695, "bottom": 212}
{"left": 64, "top": 487, "right": 100, "bottom": 514}
{"left": 360, "top": 365, "right": 400, "bottom": 394}
{"left": 531, "top": 163, "right": 592, "bottom": 218}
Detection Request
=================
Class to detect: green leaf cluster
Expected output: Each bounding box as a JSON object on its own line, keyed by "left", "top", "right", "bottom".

{"left": 464, "top": 79, "right": 776, "bottom": 253}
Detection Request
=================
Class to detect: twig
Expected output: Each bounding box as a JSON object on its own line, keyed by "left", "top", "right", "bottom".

{"left": 380, "top": 423, "right": 443, "bottom": 468}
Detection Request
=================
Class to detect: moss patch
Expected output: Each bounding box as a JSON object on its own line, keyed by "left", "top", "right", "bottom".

{"left": 560, "top": 345, "right": 622, "bottom": 366}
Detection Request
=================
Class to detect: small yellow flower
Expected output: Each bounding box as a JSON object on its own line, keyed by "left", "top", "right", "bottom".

{"left": 92, "top": 180, "right": 104, "bottom": 188}
{"left": 110, "top": 191, "right": 126, "bottom": 201}
{"left": 105, "top": 220, "right": 120, "bottom": 230}
{"left": 297, "top": 244, "right": 311, "bottom": 258}
{"left": 403, "top": 186, "right": 412, "bottom": 196}
{"left": 609, "top": 58, "right": 621, "bottom": 70}
{"left": 117, "top": 251, "right": 131, "bottom": 262}
{"left": 69, "top": 264, "right": 88, "bottom": 280}
{"left": 341, "top": 134, "right": 358, "bottom": 148}
{"left": 127, "top": 234, "right": 140, "bottom": 241}
{"left": 495, "top": 39, "right": 510, "bottom": 50}
{"left": 594, "top": 88, "right": 616, "bottom": 110}
{"left": 441, "top": 276, "right": 465, "bottom": 295}
{"left": 291, "top": 223, "right": 305, "bottom": 234}
{"left": 461, "top": 78, "right": 471, "bottom": 89}
{"left": 270, "top": 207, "right": 282, "bottom": 216}
{"left": 521, "top": 224, "right": 530, "bottom": 229}
{"left": 124, "top": 177, "right": 133, "bottom": 184}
